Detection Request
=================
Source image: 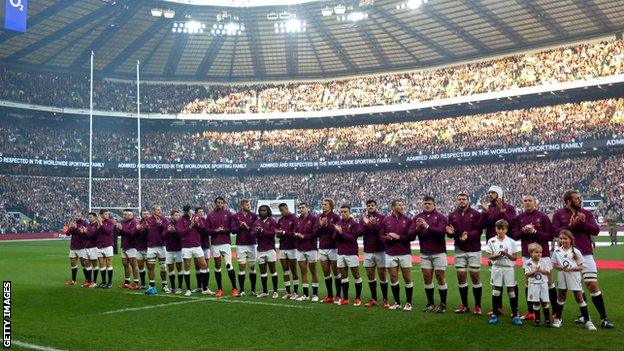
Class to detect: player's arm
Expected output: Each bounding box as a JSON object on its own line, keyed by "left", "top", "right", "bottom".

{"left": 582, "top": 212, "right": 600, "bottom": 236}
{"left": 536, "top": 214, "right": 554, "bottom": 241}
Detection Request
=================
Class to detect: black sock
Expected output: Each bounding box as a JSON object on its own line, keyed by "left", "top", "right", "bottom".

{"left": 425, "top": 287, "right": 434, "bottom": 305}
{"left": 591, "top": 293, "right": 608, "bottom": 320}
{"left": 406, "top": 285, "right": 413, "bottom": 304}
{"left": 71, "top": 267, "right": 78, "bottom": 281}
{"left": 85, "top": 269, "right": 92, "bottom": 282}
{"left": 238, "top": 273, "right": 246, "bottom": 292}
{"left": 107, "top": 269, "right": 112, "bottom": 285}
{"left": 459, "top": 285, "right": 468, "bottom": 307}
{"left": 555, "top": 302, "right": 564, "bottom": 320}
{"left": 169, "top": 274, "right": 176, "bottom": 289}
{"left": 124, "top": 278, "right": 130, "bottom": 284}
{"left": 312, "top": 284, "right": 319, "bottom": 296}
{"left": 177, "top": 274, "right": 183, "bottom": 289}
{"left": 391, "top": 283, "right": 400, "bottom": 304}
{"left": 369, "top": 280, "right": 378, "bottom": 301}
{"left": 548, "top": 287, "right": 557, "bottom": 314}
{"left": 149, "top": 280, "right": 155, "bottom": 288}
{"left": 93, "top": 269, "right": 99, "bottom": 283}
{"left": 534, "top": 308, "right": 541, "bottom": 322}
{"left": 342, "top": 281, "right": 349, "bottom": 299}
{"left": 439, "top": 287, "right": 447, "bottom": 305}
{"left": 228, "top": 269, "right": 237, "bottom": 290}
{"left": 271, "top": 274, "right": 278, "bottom": 293}
{"left": 293, "top": 280, "right": 299, "bottom": 294}
{"left": 215, "top": 270, "right": 223, "bottom": 290}
{"left": 100, "top": 270, "right": 107, "bottom": 285}
{"left": 580, "top": 304, "right": 590, "bottom": 322}
{"left": 140, "top": 271, "right": 146, "bottom": 286}
{"left": 201, "top": 272, "right": 208, "bottom": 291}
{"left": 473, "top": 285, "right": 482, "bottom": 308}
{"left": 250, "top": 271, "right": 257, "bottom": 292}
{"left": 543, "top": 307, "right": 551, "bottom": 322}
{"left": 196, "top": 272, "right": 201, "bottom": 289}
{"left": 525, "top": 287, "right": 533, "bottom": 314}
{"left": 303, "top": 285, "right": 309, "bottom": 297}
{"left": 492, "top": 294, "right": 502, "bottom": 316}
{"left": 324, "top": 277, "right": 334, "bottom": 298}
{"left": 206, "top": 269, "right": 211, "bottom": 288}
{"left": 285, "top": 283, "right": 291, "bottom": 294}
{"left": 82, "top": 268, "right": 88, "bottom": 281}
{"left": 261, "top": 275, "right": 268, "bottom": 294}
{"left": 355, "top": 280, "right": 362, "bottom": 300}
{"left": 184, "top": 274, "right": 191, "bottom": 290}
{"left": 334, "top": 276, "right": 341, "bottom": 298}
{"left": 510, "top": 294, "right": 519, "bottom": 317}
{"left": 380, "top": 281, "right": 388, "bottom": 301}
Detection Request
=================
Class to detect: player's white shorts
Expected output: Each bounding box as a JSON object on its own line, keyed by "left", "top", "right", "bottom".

{"left": 97, "top": 246, "right": 114, "bottom": 258}
{"left": 420, "top": 253, "right": 447, "bottom": 271}
{"left": 68, "top": 249, "right": 86, "bottom": 259}
{"left": 202, "top": 248, "right": 211, "bottom": 260}
{"left": 455, "top": 250, "right": 481, "bottom": 272}
{"left": 257, "top": 249, "right": 277, "bottom": 264}
{"left": 121, "top": 248, "right": 137, "bottom": 259}
{"left": 318, "top": 248, "right": 337, "bottom": 262}
{"left": 280, "top": 249, "right": 297, "bottom": 260}
{"left": 385, "top": 254, "right": 412, "bottom": 269}
{"left": 182, "top": 247, "right": 204, "bottom": 259}
{"left": 363, "top": 252, "right": 386, "bottom": 268}
{"left": 337, "top": 254, "right": 359, "bottom": 268}
{"left": 556, "top": 271, "right": 583, "bottom": 291}
{"left": 527, "top": 283, "right": 550, "bottom": 303}
{"left": 236, "top": 245, "right": 257, "bottom": 265}
{"left": 166, "top": 250, "right": 183, "bottom": 264}
{"left": 84, "top": 247, "right": 98, "bottom": 260}
{"left": 211, "top": 244, "right": 232, "bottom": 267}
{"left": 147, "top": 246, "right": 167, "bottom": 260}
{"left": 136, "top": 250, "right": 148, "bottom": 261}
{"left": 296, "top": 250, "right": 318, "bottom": 263}
{"left": 581, "top": 255, "right": 598, "bottom": 282}
{"left": 490, "top": 266, "right": 516, "bottom": 287}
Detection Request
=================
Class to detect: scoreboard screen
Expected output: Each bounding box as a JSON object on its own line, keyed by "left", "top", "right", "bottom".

{"left": 4, "top": 0, "right": 27, "bottom": 32}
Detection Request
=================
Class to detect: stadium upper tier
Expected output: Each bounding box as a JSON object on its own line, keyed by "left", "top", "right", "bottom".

{"left": 1, "top": 39, "right": 624, "bottom": 115}
{"left": 1, "top": 155, "right": 621, "bottom": 233}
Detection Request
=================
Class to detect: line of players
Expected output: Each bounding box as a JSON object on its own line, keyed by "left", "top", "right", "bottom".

{"left": 63, "top": 187, "right": 615, "bottom": 330}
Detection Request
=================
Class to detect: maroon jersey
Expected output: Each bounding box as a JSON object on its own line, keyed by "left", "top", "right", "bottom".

{"left": 360, "top": 211, "right": 385, "bottom": 253}
{"left": 552, "top": 207, "right": 600, "bottom": 256}
{"left": 334, "top": 217, "right": 363, "bottom": 255}
{"left": 196, "top": 216, "right": 210, "bottom": 249}
{"left": 314, "top": 211, "right": 340, "bottom": 250}
{"left": 97, "top": 218, "right": 115, "bottom": 248}
{"left": 447, "top": 207, "right": 482, "bottom": 253}
{"left": 183, "top": 215, "right": 203, "bottom": 248}
{"left": 410, "top": 209, "right": 448, "bottom": 255}
{"left": 165, "top": 218, "right": 183, "bottom": 252}
{"left": 119, "top": 218, "right": 137, "bottom": 251}
{"left": 134, "top": 218, "right": 149, "bottom": 251}
{"left": 146, "top": 215, "right": 168, "bottom": 248}
{"left": 232, "top": 211, "right": 258, "bottom": 246}
{"left": 207, "top": 209, "right": 234, "bottom": 246}
{"left": 81, "top": 221, "right": 99, "bottom": 248}
{"left": 252, "top": 217, "right": 277, "bottom": 252}
{"left": 67, "top": 219, "right": 87, "bottom": 250}
{"left": 380, "top": 213, "right": 413, "bottom": 256}
{"left": 511, "top": 209, "right": 553, "bottom": 257}
{"left": 295, "top": 213, "right": 318, "bottom": 252}
{"left": 277, "top": 213, "right": 297, "bottom": 250}
{"left": 483, "top": 201, "right": 517, "bottom": 240}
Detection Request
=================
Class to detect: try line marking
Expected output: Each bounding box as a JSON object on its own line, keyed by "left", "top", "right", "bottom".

{"left": 12, "top": 340, "right": 67, "bottom": 351}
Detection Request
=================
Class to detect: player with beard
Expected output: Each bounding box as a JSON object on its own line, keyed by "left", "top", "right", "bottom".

{"left": 446, "top": 192, "right": 484, "bottom": 315}
{"left": 232, "top": 199, "right": 258, "bottom": 297}
{"left": 252, "top": 205, "right": 279, "bottom": 298}
{"left": 134, "top": 210, "right": 150, "bottom": 288}
{"left": 117, "top": 209, "right": 139, "bottom": 289}
{"left": 314, "top": 198, "right": 342, "bottom": 304}
{"left": 552, "top": 190, "right": 614, "bottom": 329}
{"left": 294, "top": 202, "right": 320, "bottom": 302}
{"left": 360, "top": 200, "right": 389, "bottom": 308}
{"left": 166, "top": 210, "right": 184, "bottom": 294}
{"left": 96, "top": 210, "right": 115, "bottom": 288}
{"left": 64, "top": 211, "right": 89, "bottom": 286}
{"left": 144, "top": 205, "right": 169, "bottom": 295}
{"left": 277, "top": 203, "right": 299, "bottom": 300}
{"left": 207, "top": 197, "right": 239, "bottom": 297}
{"left": 511, "top": 195, "right": 556, "bottom": 321}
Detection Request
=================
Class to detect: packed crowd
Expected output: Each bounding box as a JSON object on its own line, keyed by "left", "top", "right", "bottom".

{"left": 1, "top": 155, "right": 622, "bottom": 233}
{"left": 1, "top": 99, "right": 623, "bottom": 164}
{"left": 1, "top": 40, "right": 623, "bottom": 114}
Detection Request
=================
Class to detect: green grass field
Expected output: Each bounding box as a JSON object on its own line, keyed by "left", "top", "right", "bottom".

{"left": 1, "top": 240, "right": 623, "bottom": 351}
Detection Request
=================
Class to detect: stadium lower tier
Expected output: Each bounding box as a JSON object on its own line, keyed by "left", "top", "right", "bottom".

{"left": 0, "top": 154, "right": 622, "bottom": 233}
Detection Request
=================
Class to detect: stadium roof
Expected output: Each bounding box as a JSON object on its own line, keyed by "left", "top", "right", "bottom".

{"left": 0, "top": 0, "right": 623, "bottom": 82}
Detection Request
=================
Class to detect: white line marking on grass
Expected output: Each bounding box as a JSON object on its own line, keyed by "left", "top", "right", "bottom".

{"left": 126, "top": 292, "right": 312, "bottom": 309}
{"left": 12, "top": 340, "right": 67, "bottom": 351}
{"left": 101, "top": 299, "right": 203, "bottom": 314}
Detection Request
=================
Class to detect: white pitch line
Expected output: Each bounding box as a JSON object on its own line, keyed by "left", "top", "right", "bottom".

{"left": 126, "top": 292, "right": 312, "bottom": 309}
{"left": 11, "top": 340, "right": 67, "bottom": 351}
{"left": 101, "top": 299, "right": 203, "bottom": 314}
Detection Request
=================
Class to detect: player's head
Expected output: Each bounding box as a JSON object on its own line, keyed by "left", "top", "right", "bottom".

{"left": 563, "top": 190, "right": 582, "bottom": 210}
{"left": 278, "top": 203, "right": 289, "bottom": 216}
{"left": 366, "top": 199, "right": 377, "bottom": 213}
{"left": 141, "top": 209, "right": 150, "bottom": 219}
{"left": 240, "top": 199, "right": 250, "bottom": 212}
{"left": 87, "top": 212, "right": 97, "bottom": 222}
{"left": 151, "top": 205, "right": 162, "bottom": 217}
{"left": 74, "top": 211, "right": 83, "bottom": 221}
{"left": 122, "top": 209, "right": 133, "bottom": 220}
{"left": 322, "top": 198, "right": 334, "bottom": 213}
{"left": 214, "top": 196, "right": 226, "bottom": 210}
{"left": 456, "top": 192, "right": 469, "bottom": 209}
{"left": 558, "top": 229, "right": 575, "bottom": 248}
{"left": 495, "top": 219, "right": 509, "bottom": 237}
{"left": 339, "top": 205, "right": 351, "bottom": 220}
{"left": 528, "top": 243, "right": 542, "bottom": 260}
{"left": 171, "top": 210, "right": 180, "bottom": 221}
{"left": 195, "top": 207, "right": 205, "bottom": 217}
{"left": 391, "top": 199, "right": 404, "bottom": 215}
{"left": 422, "top": 196, "right": 435, "bottom": 212}
{"left": 99, "top": 209, "right": 109, "bottom": 220}
{"left": 258, "top": 205, "right": 272, "bottom": 218}
{"left": 522, "top": 195, "right": 537, "bottom": 211}
{"left": 488, "top": 185, "right": 503, "bottom": 201}
{"left": 298, "top": 202, "right": 309, "bottom": 216}
{"left": 182, "top": 205, "right": 192, "bottom": 219}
